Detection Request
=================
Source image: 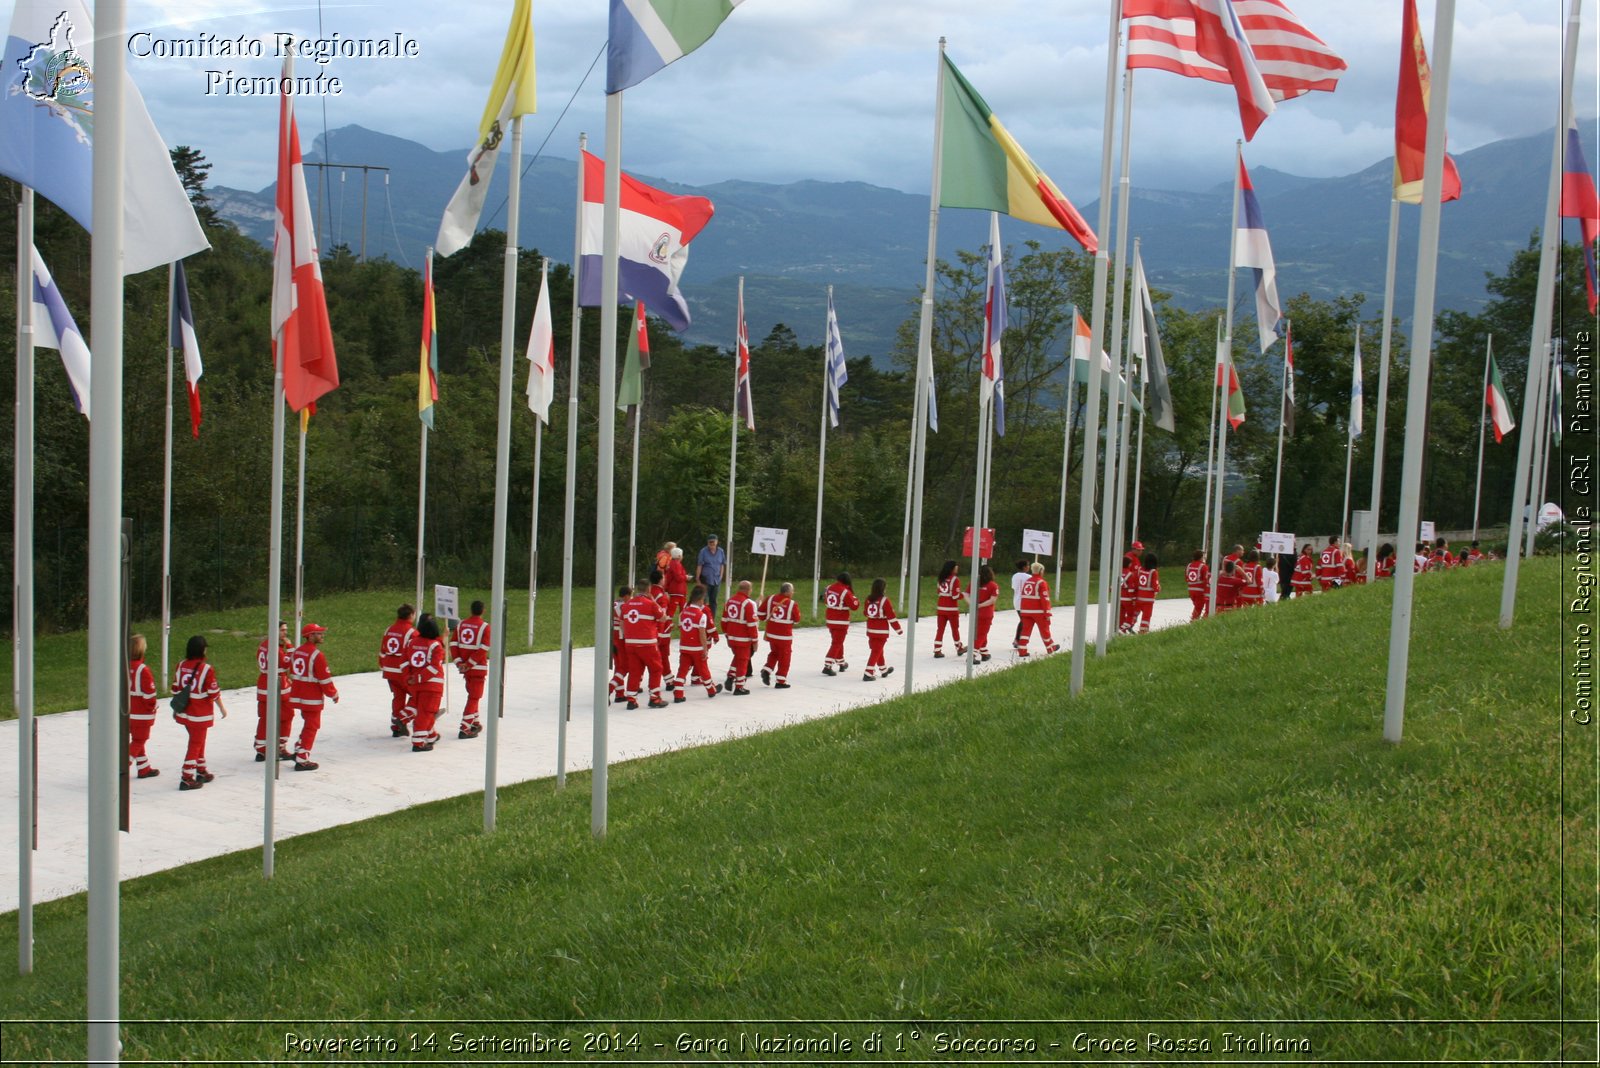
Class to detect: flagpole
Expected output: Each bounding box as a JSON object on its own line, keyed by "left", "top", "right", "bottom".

{"left": 294, "top": 416, "right": 307, "bottom": 644}
{"left": 1208, "top": 143, "right": 1245, "bottom": 617}
{"left": 1385, "top": 0, "right": 1457, "bottom": 743}
{"left": 1130, "top": 373, "right": 1148, "bottom": 543}
{"left": 628, "top": 400, "right": 641, "bottom": 587}
{"left": 813, "top": 286, "right": 831, "bottom": 616}
{"left": 557, "top": 133, "right": 586, "bottom": 790}
{"left": 903, "top": 38, "right": 948, "bottom": 697}
{"left": 1340, "top": 418, "right": 1355, "bottom": 550}
{"left": 593, "top": 94, "right": 625, "bottom": 839}
{"left": 161, "top": 265, "right": 175, "bottom": 693}
{"left": 1201, "top": 316, "right": 1222, "bottom": 557}
{"left": 1054, "top": 352, "right": 1075, "bottom": 594}
{"left": 1472, "top": 335, "right": 1492, "bottom": 540}
{"left": 1272, "top": 322, "right": 1288, "bottom": 532}
{"left": 1070, "top": 1, "right": 1121, "bottom": 697}
{"left": 966, "top": 380, "right": 991, "bottom": 681}
{"left": 1524, "top": 342, "right": 1554, "bottom": 558}
{"left": 87, "top": 0, "right": 128, "bottom": 1054}
{"left": 417, "top": 248, "right": 433, "bottom": 614}
{"left": 1367, "top": 199, "right": 1401, "bottom": 580}
{"left": 15, "top": 186, "right": 35, "bottom": 976}
{"left": 899, "top": 428, "right": 914, "bottom": 607}
{"left": 726, "top": 276, "right": 743, "bottom": 584}
{"left": 528, "top": 394, "right": 545, "bottom": 648}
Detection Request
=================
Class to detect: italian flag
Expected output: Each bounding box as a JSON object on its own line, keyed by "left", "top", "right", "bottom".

{"left": 938, "top": 54, "right": 1097, "bottom": 253}
{"left": 1486, "top": 347, "right": 1516, "bottom": 442}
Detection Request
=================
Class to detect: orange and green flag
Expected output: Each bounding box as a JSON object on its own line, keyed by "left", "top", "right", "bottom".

{"left": 938, "top": 54, "right": 1097, "bottom": 253}
{"left": 419, "top": 256, "right": 440, "bottom": 427}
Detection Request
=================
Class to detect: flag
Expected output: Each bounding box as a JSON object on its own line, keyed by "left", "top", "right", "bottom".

{"left": 1551, "top": 346, "right": 1563, "bottom": 449}
{"left": 1561, "top": 118, "right": 1599, "bottom": 314}
{"left": 939, "top": 55, "right": 1097, "bottom": 252}
{"left": 607, "top": 0, "right": 745, "bottom": 94}
{"left": 734, "top": 286, "right": 754, "bottom": 431}
{"left": 825, "top": 290, "right": 847, "bottom": 428}
{"left": 1130, "top": 246, "right": 1176, "bottom": 433}
{"left": 617, "top": 301, "right": 651, "bottom": 411}
{"left": 524, "top": 263, "right": 556, "bottom": 422}
{"left": 171, "top": 260, "right": 203, "bottom": 438}
{"left": 1393, "top": 0, "right": 1462, "bottom": 205}
{"left": 435, "top": 0, "right": 537, "bottom": 256}
{"left": 1235, "top": 153, "right": 1281, "bottom": 353}
{"left": 1217, "top": 343, "right": 1245, "bottom": 430}
{"left": 30, "top": 244, "right": 90, "bottom": 417}
{"left": 578, "top": 151, "right": 714, "bottom": 332}
{"left": 0, "top": 0, "right": 208, "bottom": 275}
{"left": 417, "top": 257, "right": 440, "bottom": 428}
{"left": 1121, "top": 0, "right": 1276, "bottom": 140}
{"left": 1124, "top": 0, "right": 1346, "bottom": 102}
{"left": 272, "top": 57, "right": 339, "bottom": 414}
{"left": 1349, "top": 331, "right": 1363, "bottom": 439}
{"left": 1072, "top": 309, "right": 1141, "bottom": 413}
{"left": 981, "top": 212, "right": 1008, "bottom": 437}
{"left": 1485, "top": 343, "right": 1515, "bottom": 443}
{"left": 1281, "top": 319, "right": 1295, "bottom": 435}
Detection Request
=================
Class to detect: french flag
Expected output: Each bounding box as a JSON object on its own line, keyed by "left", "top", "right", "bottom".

{"left": 1234, "top": 153, "right": 1282, "bottom": 353}
{"left": 1561, "top": 118, "right": 1599, "bottom": 314}
{"left": 578, "top": 151, "right": 715, "bottom": 331}
{"left": 981, "top": 212, "right": 1007, "bottom": 437}
{"left": 171, "top": 260, "right": 204, "bottom": 438}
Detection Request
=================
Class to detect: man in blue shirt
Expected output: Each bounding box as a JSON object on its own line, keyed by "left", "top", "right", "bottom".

{"left": 695, "top": 535, "right": 727, "bottom": 616}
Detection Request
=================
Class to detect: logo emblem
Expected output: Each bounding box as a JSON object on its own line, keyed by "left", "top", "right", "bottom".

{"left": 15, "top": 12, "right": 94, "bottom": 144}
{"left": 648, "top": 233, "right": 671, "bottom": 265}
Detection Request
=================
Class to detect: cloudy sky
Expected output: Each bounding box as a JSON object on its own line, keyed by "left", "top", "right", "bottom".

{"left": 5, "top": 1, "right": 1596, "bottom": 196}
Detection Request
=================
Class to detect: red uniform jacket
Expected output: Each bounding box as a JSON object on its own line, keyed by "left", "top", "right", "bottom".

{"left": 722, "top": 592, "right": 761, "bottom": 643}
{"left": 379, "top": 620, "right": 413, "bottom": 677}
{"left": 455, "top": 615, "right": 489, "bottom": 676}
{"left": 256, "top": 639, "right": 290, "bottom": 697}
{"left": 1217, "top": 572, "right": 1245, "bottom": 609}
{"left": 174, "top": 658, "right": 221, "bottom": 724}
{"left": 1344, "top": 558, "right": 1361, "bottom": 585}
{"left": 864, "top": 595, "right": 902, "bottom": 636}
{"left": 1377, "top": 555, "right": 1396, "bottom": 579}
{"left": 1291, "top": 554, "right": 1315, "bottom": 592}
{"left": 289, "top": 644, "right": 338, "bottom": 708}
{"left": 1020, "top": 576, "right": 1052, "bottom": 617}
{"left": 1239, "top": 563, "right": 1264, "bottom": 605}
{"left": 762, "top": 595, "right": 800, "bottom": 640}
{"left": 1185, "top": 561, "right": 1210, "bottom": 596}
{"left": 649, "top": 584, "right": 672, "bottom": 623}
{"left": 128, "top": 658, "right": 158, "bottom": 721}
{"left": 664, "top": 560, "right": 689, "bottom": 596}
{"left": 936, "top": 576, "right": 965, "bottom": 613}
{"left": 619, "top": 594, "right": 665, "bottom": 647}
{"left": 823, "top": 582, "right": 859, "bottom": 624}
{"left": 1317, "top": 546, "right": 1344, "bottom": 583}
{"left": 678, "top": 604, "right": 718, "bottom": 652}
{"left": 1135, "top": 567, "right": 1160, "bottom": 607}
{"left": 406, "top": 638, "right": 446, "bottom": 695}
{"left": 975, "top": 580, "right": 999, "bottom": 614}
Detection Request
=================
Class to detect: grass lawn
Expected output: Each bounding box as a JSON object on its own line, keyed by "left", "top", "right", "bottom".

{"left": 3, "top": 561, "right": 1581, "bottom": 1062}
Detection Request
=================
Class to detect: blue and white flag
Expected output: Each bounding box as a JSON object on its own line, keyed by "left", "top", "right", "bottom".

{"left": 31, "top": 245, "right": 90, "bottom": 418}
{"left": 1349, "top": 331, "right": 1363, "bottom": 439}
{"left": 1233, "top": 152, "right": 1281, "bottom": 353}
{"left": 824, "top": 290, "right": 848, "bottom": 428}
{"left": 0, "top": 0, "right": 208, "bottom": 275}
{"left": 981, "top": 212, "right": 1008, "bottom": 437}
{"left": 607, "top": 0, "right": 745, "bottom": 94}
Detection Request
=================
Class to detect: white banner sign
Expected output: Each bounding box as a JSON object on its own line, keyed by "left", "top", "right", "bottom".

{"left": 751, "top": 526, "right": 789, "bottom": 556}
{"left": 1419, "top": 521, "right": 1436, "bottom": 543}
{"left": 1021, "top": 528, "right": 1053, "bottom": 554}
{"left": 1259, "top": 531, "right": 1296, "bottom": 556}
{"left": 434, "top": 584, "right": 460, "bottom": 624}
{"left": 1537, "top": 503, "right": 1564, "bottom": 530}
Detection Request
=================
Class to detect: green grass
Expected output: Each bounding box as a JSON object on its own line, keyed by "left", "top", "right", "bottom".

{"left": 2, "top": 568, "right": 1166, "bottom": 719}
{"left": 4, "top": 562, "right": 1581, "bottom": 1062}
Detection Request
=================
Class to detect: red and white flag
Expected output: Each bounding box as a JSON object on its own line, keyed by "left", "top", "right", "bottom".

{"left": 524, "top": 259, "right": 556, "bottom": 422}
{"left": 271, "top": 57, "right": 339, "bottom": 413}
{"left": 735, "top": 284, "right": 754, "bottom": 431}
{"left": 170, "top": 260, "right": 203, "bottom": 438}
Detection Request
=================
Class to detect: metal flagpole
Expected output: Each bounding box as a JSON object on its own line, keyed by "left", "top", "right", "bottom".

{"left": 1054, "top": 360, "right": 1076, "bottom": 594}
{"left": 1472, "top": 335, "right": 1492, "bottom": 540}
{"left": 88, "top": 2, "right": 128, "bottom": 1055}
{"left": 417, "top": 247, "right": 433, "bottom": 614}
{"left": 162, "top": 264, "right": 175, "bottom": 692}
{"left": 1208, "top": 144, "right": 1245, "bottom": 617}
{"left": 593, "top": 95, "right": 625, "bottom": 838}
{"left": 1524, "top": 341, "right": 1555, "bottom": 557}
{"left": 813, "top": 286, "right": 831, "bottom": 616}
{"left": 482, "top": 115, "right": 523, "bottom": 833}
{"left": 294, "top": 415, "right": 307, "bottom": 644}
{"left": 903, "top": 38, "right": 948, "bottom": 697}
{"left": 1070, "top": 2, "right": 1121, "bottom": 697}
{"left": 1367, "top": 199, "right": 1402, "bottom": 581}
{"left": 966, "top": 386, "right": 991, "bottom": 680}
{"left": 628, "top": 402, "right": 641, "bottom": 587}
{"left": 557, "top": 133, "right": 586, "bottom": 789}
{"left": 1534, "top": 343, "right": 1558, "bottom": 535}
{"left": 1384, "top": 0, "right": 1458, "bottom": 743}
{"left": 726, "top": 276, "right": 743, "bottom": 584}
{"left": 15, "top": 187, "right": 35, "bottom": 975}
{"left": 1340, "top": 415, "right": 1355, "bottom": 549}
{"left": 528, "top": 405, "right": 544, "bottom": 647}
{"left": 1109, "top": 291, "right": 1139, "bottom": 631}
{"left": 1200, "top": 316, "right": 1222, "bottom": 557}
{"left": 1130, "top": 374, "right": 1148, "bottom": 543}
{"left": 1271, "top": 320, "right": 1289, "bottom": 532}
{"left": 899, "top": 427, "right": 914, "bottom": 606}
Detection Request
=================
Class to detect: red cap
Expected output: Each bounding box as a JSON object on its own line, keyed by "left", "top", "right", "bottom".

{"left": 1131, "top": 541, "right": 1144, "bottom": 550}
{"left": 302, "top": 622, "right": 326, "bottom": 636}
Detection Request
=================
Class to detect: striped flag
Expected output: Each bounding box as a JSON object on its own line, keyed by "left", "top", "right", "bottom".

{"left": 1124, "top": 0, "right": 1345, "bottom": 102}
{"left": 29, "top": 245, "right": 90, "bottom": 417}
{"left": 1234, "top": 152, "right": 1282, "bottom": 353}
{"left": 1282, "top": 319, "right": 1295, "bottom": 435}
{"left": 1561, "top": 118, "right": 1599, "bottom": 314}
{"left": 418, "top": 256, "right": 440, "bottom": 428}
{"left": 525, "top": 260, "right": 556, "bottom": 421}
{"left": 1394, "top": 0, "right": 1462, "bottom": 204}
{"left": 171, "top": 260, "right": 204, "bottom": 438}
{"left": 1217, "top": 341, "right": 1246, "bottom": 430}
{"left": 735, "top": 286, "right": 753, "bottom": 431}
{"left": 608, "top": 0, "right": 745, "bottom": 94}
{"left": 617, "top": 301, "right": 650, "bottom": 411}
{"left": 1130, "top": 245, "right": 1176, "bottom": 433}
{"left": 824, "top": 291, "right": 847, "bottom": 428}
{"left": 1485, "top": 343, "right": 1515, "bottom": 443}
{"left": 981, "top": 212, "right": 1008, "bottom": 437}
{"left": 1349, "top": 331, "right": 1363, "bottom": 439}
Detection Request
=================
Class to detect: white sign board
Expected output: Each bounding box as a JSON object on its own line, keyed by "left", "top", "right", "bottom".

{"left": 1537, "top": 502, "right": 1564, "bottom": 530}
{"left": 434, "top": 584, "right": 460, "bottom": 625}
{"left": 1259, "top": 531, "right": 1296, "bottom": 556}
{"left": 1419, "top": 521, "right": 1436, "bottom": 543}
{"left": 751, "top": 526, "right": 789, "bottom": 556}
{"left": 1021, "top": 528, "right": 1053, "bottom": 554}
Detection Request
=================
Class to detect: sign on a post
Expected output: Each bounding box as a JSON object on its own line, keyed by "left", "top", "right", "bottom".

{"left": 1418, "top": 521, "right": 1436, "bottom": 543}
{"left": 962, "top": 527, "right": 996, "bottom": 557}
{"left": 1021, "top": 528, "right": 1053, "bottom": 555}
{"left": 751, "top": 527, "right": 789, "bottom": 556}
{"left": 434, "top": 584, "right": 460, "bottom": 625}
{"left": 1259, "top": 531, "right": 1296, "bottom": 556}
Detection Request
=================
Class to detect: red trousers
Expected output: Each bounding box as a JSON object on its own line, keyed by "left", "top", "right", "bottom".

{"left": 1189, "top": 592, "right": 1209, "bottom": 620}
{"left": 825, "top": 623, "right": 850, "bottom": 666}
{"left": 412, "top": 689, "right": 442, "bottom": 747}
{"left": 254, "top": 694, "right": 294, "bottom": 754}
{"left": 1017, "top": 614, "right": 1056, "bottom": 652}
{"left": 866, "top": 633, "right": 889, "bottom": 676}
{"left": 934, "top": 610, "right": 962, "bottom": 648}
{"left": 975, "top": 608, "right": 994, "bottom": 653}
{"left": 462, "top": 672, "right": 485, "bottom": 727}
{"left": 1118, "top": 598, "right": 1139, "bottom": 633}
{"left": 181, "top": 720, "right": 210, "bottom": 781}
{"left": 385, "top": 677, "right": 409, "bottom": 726}
{"left": 674, "top": 649, "right": 716, "bottom": 697}
{"left": 293, "top": 705, "right": 323, "bottom": 760}
{"left": 725, "top": 638, "right": 756, "bottom": 684}
{"left": 763, "top": 637, "right": 793, "bottom": 683}
{"left": 129, "top": 717, "right": 156, "bottom": 772}
{"left": 625, "top": 643, "right": 664, "bottom": 699}
{"left": 610, "top": 642, "right": 633, "bottom": 697}
{"left": 656, "top": 633, "right": 673, "bottom": 671}
{"left": 1138, "top": 600, "right": 1154, "bottom": 632}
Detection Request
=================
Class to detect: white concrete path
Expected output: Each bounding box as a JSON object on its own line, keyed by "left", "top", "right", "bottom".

{"left": 2, "top": 600, "right": 1193, "bottom": 911}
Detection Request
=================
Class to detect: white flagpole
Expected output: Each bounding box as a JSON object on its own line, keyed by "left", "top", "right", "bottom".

{"left": 726, "top": 276, "right": 743, "bottom": 583}
{"left": 1070, "top": 0, "right": 1121, "bottom": 697}
{"left": 813, "top": 286, "right": 831, "bottom": 616}
{"left": 1096, "top": 67, "right": 1137, "bottom": 656}
{"left": 1109, "top": 289, "right": 1139, "bottom": 630}
{"left": 1472, "top": 335, "right": 1492, "bottom": 540}
{"left": 1367, "top": 199, "right": 1402, "bottom": 581}
{"left": 1385, "top": 0, "right": 1458, "bottom": 743}
{"left": 627, "top": 406, "right": 640, "bottom": 586}
{"left": 593, "top": 94, "right": 625, "bottom": 838}
{"left": 903, "top": 38, "right": 948, "bottom": 697}
{"left": 1130, "top": 374, "right": 1148, "bottom": 543}
{"left": 1208, "top": 145, "right": 1245, "bottom": 617}
{"left": 966, "top": 382, "right": 991, "bottom": 680}
{"left": 1054, "top": 353, "right": 1076, "bottom": 594}
{"left": 1340, "top": 418, "right": 1355, "bottom": 549}
{"left": 88, "top": 2, "right": 128, "bottom": 1054}
{"left": 528, "top": 389, "right": 545, "bottom": 647}
{"left": 1200, "top": 316, "right": 1222, "bottom": 557}
{"left": 557, "top": 133, "right": 586, "bottom": 789}
{"left": 1534, "top": 343, "right": 1558, "bottom": 534}
{"left": 417, "top": 251, "right": 432, "bottom": 614}
{"left": 898, "top": 427, "right": 914, "bottom": 606}
{"left": 294, "top": 416, "right": 307, "bottom": 644}
{"left": 15, "top": 187, "right": 35, "bottom": 976}
{"left": 1271, "top": 321, "right": 1288, "bottom": 532}
{"left": 1524, "top": 341, "right": 1555, "bottom": 558}
{"left": 162, "top": 264, "right": 175, "bottom": 693}
{"left": 482, "top": 115, "right": 523, "bottom": 833}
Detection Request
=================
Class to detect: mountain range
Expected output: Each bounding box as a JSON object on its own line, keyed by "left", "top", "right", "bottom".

{"left": 211, "top": 123, "right": 1596, "bottom": 358}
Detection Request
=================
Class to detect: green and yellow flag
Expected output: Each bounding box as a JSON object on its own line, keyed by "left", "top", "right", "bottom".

{"left": 419, "top": 255, "right": 440, "bottom": 427}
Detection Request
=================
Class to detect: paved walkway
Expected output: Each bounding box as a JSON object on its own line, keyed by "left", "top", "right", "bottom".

{"left": 1, "top": 601, "right": 1193, "bottom": 911}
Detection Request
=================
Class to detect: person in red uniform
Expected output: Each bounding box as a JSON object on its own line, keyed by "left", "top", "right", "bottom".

{"left": 1290, "top": 545, "right": 1315, "bottom": 597}
{"left": 720, "top": 580, "right": 760, "bottom": 695}
{"left": 1317, "top": 536, "right": 1344, "bottom": 590}
{"left": 620, "top": 585, "right": 669, "bottom": 709}
{"left": 665, "top": 547, "right": 690, "bottom": 620}
{"left": 759, "top": 581, "right": 801, "bottom": 687}
{"left": 609, "top": 588, "right": 631, "bottom": 705}
{"left": 822, "top": 572, "right": 859, "bottom": 676}
{"left": 453, "top": 601, "right": 489, "bottom": 739}
{"left": 1431, "top": 537, "right": 1456, "bottom": 570}
{"left": 1016, "top": 563, "right": 1059, "bottom": 656}
{"left": 862, "top": 577, "right": 902, "bottom": 680}
{"left": 973, "top": 564, "right": 1000, "bottom": 661}
{"left": 254, "top": 621, "right": 294, "bottom": 760}
{"left": 932, "top": 560, "right": 968, "bottom": 657}
{"left": 1375, "top": 542, "right": 1397, "bottom": 579}
{"left": 174, "top": 634, "right": 229, "bottom": 790}
{"left": 378, "top": 605, "right": 415, "bottom": 738}
{"left": 405, "top": 616, "right": 447, "bottom": 752}
{"left": 647, "top": 569, "right": 675, "bottom": 674}
{"left": 1216, "top": 559, "right": 1246, "bottom": 611}
{"left": 1343, "top": 543, "right": 1362, "bottom": 586}
{"left": 1135, "top": 551, "right": 1161, "bottom": 632}
{"left": 1185, "top": 551, "right": 1210, "bottom": 620}
{"left": 1117, "top": 556, "right": 1142, "bottom": 634}
{"left": 1462, "top": 540, "right": 1485, "bottom": 566}
{"left": 673, "top": 585, "right": 720, "bottom": 702}
{"left": 127, "top": 634, "right": 160, "bottom": 779}
{"left": 1238, "top": 549, "right": 1265, "bottom": 607}
{"left": 288, "top": 622, "right": 339, "bottom": 771}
